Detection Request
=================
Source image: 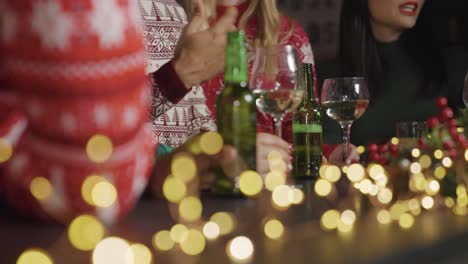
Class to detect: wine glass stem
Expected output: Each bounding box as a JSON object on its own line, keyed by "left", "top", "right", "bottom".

{"left": 273, "top": 116, "right": 283, "bottom": 138}
{"left": 340, "top": 122, "right": 352, "bottom": 162}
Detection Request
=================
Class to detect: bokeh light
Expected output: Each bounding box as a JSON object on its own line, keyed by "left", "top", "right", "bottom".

{"left": 268, "top": 150, "right": 287, "bottom": 172}
{"left": 314, "top": 179, "right": 332, "bottom": 197}
{"left": 178, "top": 196, "right": 203, "bottom": 222}
{"left": 265, "top": 171, "right": 286, "bottom": 191}
{"left": 17, "top": 249, "right": 53, "bottom": 264}
{"left": 264, "top": 219, "right": 284, "bottom": 240}
{"left": 324, "top": 165, "right": 341, "bottom": 183}
{"left": 340, "top": 210, "right": 356, "bottom": 226}
{"left": 239, "top": 170, "right": 263, "bottom": 197}
{"left": 445, "top": 197, "right": 455, "bottom": 208}
{"left": 368, "top": 164, "right": 385, "bottom": 179}
{"left": 171, "top": 153, "right": 197, "bottom": 183}
{"left": 203, "top": 222, "right": 220, "bottom": 240}
{"left": 68, "top": 215, "right": 105, "bottom": 251}
{"left": 421, "top": 196, "right": 434, "bottom": 210}
{"left": 288, "top": 187, "right": 305, "bottom": 204}
{"left": 30, "top": 177, "right": 53, "bottom": 201}
{"left": 0, "top": 138, "right": 13, "bottom": 163}
{"left": 376, "top": 210, "right": 392, "bottom": 225}
{"left": 426, "top": 180, "right": 440, "bottom": 196}
{"left": 162, "top": 177, "right": 187, "bottom": 203}
{"left": 92, "top": 181, "right": 117, "bottom": 208}
{"left": 210, "top": 212, "right": 235, "bottom": 236}
{"left": 127, "top": 244, "right": 152, "bottom": 264}
{"left": 180, "top": 229, "right": 206, "bottom": 256}
{"left": 347, "top": 164, "right": 365, "bottom": 182}
{"left": 377, "top": 188, "right": 393, "bottom": 204}
{"left": 359, "top": 179, "right": 373, "bottom": 194}
{"left": 227, "top": 236, "right": 254, "bottom": 261}
{"left": 199, "top": 132, "right": 223, "bottom": 155}
{"left": 272, "top": 185, "right": 292, "bottom": 208}
{"left": 434, "top": 149, "right": 443, "bottom": 160}
{"left": 321, "top": 210, "right": 340, "bottom": 231}
{"left": 398, "top": 213, "right": 415, "bottom": 229}
{"left": 86, "top": 134, "right": 113, "bottom": 163}
{"left": 337, "top": 220, "right": 353, "bottom": 233}
{"left": 170, "top": 224, "right": 189, "bottom": 243}
{"left": 419, "top": 155, "right": 432, "bottom": 169}
{"left": 357, "top": 146, "right": 365, "bottom": 154}
{"left": 442, "top": 157, "right": 453, "bottom": 168}
{"left": 411, "top": 148, "right": 421, "bottom": 158}
{"left": 391, "top": 137, "right": 399, "bottom": 145}
{"left": 92, "top": 237, "right": 132, "bottom": 264}
{"left": 82, "top": 175, "right": 105, "bottom": 206}
{"left": 409, "top": 162, "right": 422, "bottom": 174}
{"left": 152, "top": 230, "right": 175, "bottom": 251}
{"left": 434, "top": 166, "right": 446, "bottom": 180}
{"left": 465, "top": 149, "right": 468, "bottom": 162}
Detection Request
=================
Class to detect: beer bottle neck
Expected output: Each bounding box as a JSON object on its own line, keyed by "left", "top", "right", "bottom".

{"left": 303, "top": 63, "right": 317, "bottom": 104}
{"left": 224, "top": 32, "right": 248, "bottom": 85}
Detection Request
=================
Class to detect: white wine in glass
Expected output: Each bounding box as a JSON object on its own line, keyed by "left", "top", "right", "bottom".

{"left": 321, "top": 77, "right": 369, "bottom": 161}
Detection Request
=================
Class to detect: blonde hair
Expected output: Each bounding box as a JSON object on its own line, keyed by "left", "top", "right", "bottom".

{"left": 185, "top": 0, "right": 292, "bottom": 49}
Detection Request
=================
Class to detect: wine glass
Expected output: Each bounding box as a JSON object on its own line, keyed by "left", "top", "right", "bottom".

{"left": 321, "top": 78, "right": 369, "bottom": 161}
{"left": 250, "top": 45, "right": 304, "bottom": 137}
{"left": 464, "top": 70, "right": 468, "bottom": 107}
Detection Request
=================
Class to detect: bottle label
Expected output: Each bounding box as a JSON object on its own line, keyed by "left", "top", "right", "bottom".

{"left": 293, "top": 124, "right": 322, "bottom": 133}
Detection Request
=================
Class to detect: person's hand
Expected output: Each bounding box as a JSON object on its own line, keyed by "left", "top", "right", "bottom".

{"left": 256, "top": 132, "right": 292, "bottom": 176}
{"left": 173, "top": 0, "right": 238, "bottom": 88}
{"left": 326, "top": 144, "right": 360, "bottom": 166}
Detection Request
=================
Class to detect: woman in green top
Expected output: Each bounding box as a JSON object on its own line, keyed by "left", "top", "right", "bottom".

{"left": 323, "top": 0, "right": 468, "bottom": 146}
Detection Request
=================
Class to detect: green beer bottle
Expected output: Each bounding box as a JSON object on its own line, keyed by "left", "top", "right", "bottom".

{"left": 214, "top": 31, "right": 257, "bottom": 195}
{"left": 292, "top": 63, "right": 322, "bottom": 179}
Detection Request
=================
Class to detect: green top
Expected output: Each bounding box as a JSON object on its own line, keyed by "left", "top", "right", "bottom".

{"left": 323, "top": 39, "right": 468, "bottom": 146}
{"left": 224, "top": 31, "right": 248, "bottom": 84}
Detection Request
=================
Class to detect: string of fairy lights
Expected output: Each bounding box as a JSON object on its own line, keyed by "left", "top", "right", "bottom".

{"left": 0, "top": 122, "right": 467, "bottom": 263}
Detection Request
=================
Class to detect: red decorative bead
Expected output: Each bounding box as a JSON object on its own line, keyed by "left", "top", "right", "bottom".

{"left": 447, "top": 119, "right": 458, "bottom": 128}
{"left": 427, "top": 117, "right": 439, "bottom": 128}
{"left": 441, "top": 107, "right": 454, "bottom": 121}
{"left": 370, "top": 152, "right": 380, "bottom": 161}
{"left": 448, "top": 149, "right": 458, "bottom": 159}
{"left": 435, "top": 96, "right": 448, "bottom": 109}
{"left": 368, "top": 144, "right": 379, "bottom": 153}
{"left": 379, "top": 144, "right": 389, "bottom": 153}
{"left": 448, "top": 127, "right": 459, "bottom": 139}
{"left": 389, "top": 144, "right": 399, "bottom": 156}
{"left": 443, "top": 141, "right": 454, "bottom": 150}
{"left": 456, "top": 134, "right": 466, "bottom": 144}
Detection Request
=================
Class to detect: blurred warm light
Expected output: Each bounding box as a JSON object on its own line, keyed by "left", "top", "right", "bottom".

{"left": 458, "top": 127, "right": 465, "bottom": 133}
{"left": 268, "top": 150, "right": 287, "bottom": 172}
{"left": 227, "top": 236, "right": 254, "bottom": 261}
{"left": 359, "top": 179, "right": 373, "bottom": 194}
{"left": 426, "top": 180, "right": 440, "bottom": 196}
{"left": 408, "top": 199, "right": 420, "bottom": 211}
{"left": 180, "top": 230, "right": 206, "bottom": 256}
{"left": 456, "top": 185, "right": 467, "bottom": 197}
{"left": 239, "top": 170, "right": 263, "bottom": 197}
{"left": 391, "top": 137, "right": 399, "bottom": 145}
{"left": 434, "top": 166, "right": 446, "bottom": 180}
{"left": 421, "top": 196, "right": 434, "bottom": 210}
{"left": 203, "top": 222, "right": 220, "bottom": 240}
{"left": 179, "top": 196, "right": 202, "bottom": 222}
{"left": 92, "top": 181, "right": 117, "bottom": 208}
{"left": 92, "top": 237, "right": 132, "bottom": 264}
{"left": 398, "top": 213, "right": 414, "bottom": 229}
{"left": 127, "top": 244, "right": 152, "bottom": 264}
{"left": 368, "top": 164, "right": 385, "bottom": 179}
{"left": 444, "top": 197, "right": 455, "bottom": 208}
{"left": 409, "top": 162, "right": 422, "bottom": 174}
{"left": 272, "top": 185, "right": 292, "bottom": 208}
{"left": 162, "top": 177, "right": 187, "bottom": 203}
{"left": 434, "top": 150, "right": 443, "bottom": 160}
{"left": 321, "top": 210, "right": 340, "bottom": 231}
{"left": 413, "top": 173, "right": 427, "bottom": 192}
{"left": 337, "top": 220, "right": 353, "bottom": 233}
{"left": 30, "top": 177, "right": 53, "bottom": 201}
{"left": 375, "top": 174, "right": 388, "bottom": 187}
{"left": 265, "top": 171, "right": 286, "bottom": 191}
{"left": 314, "top": 179, "right": 332, "bottom": 197}
{"left": 357, "top": 146, "right": 365, "bottom": 155}
{"left": 340, "top": 210, "right": 356, "bottom": 226}
{"left": 324, "top": 165, "right": 341, "bottom": 183}
{"left": 82, "top": 175, "right": 105, "bottom": 206}
{"left": 200, "top": 132, "right": 223, "bottom": 155}
{"left": 171, "top": 153, "right": 197, "bottom": 183}
{"left": 342, "top": 165, "right": 348, "bottom": 174}
{"left": 86, "top": 134, "right": 113, "bottom": 163}
{"left": 376, "top": 210, "right": 392, "bottom": 225}
{"left": 398, "top": 158, "right": 411, "bottom": 170}
{"left": 411, "top": 148, "right": 421, "bottom": 158}
{"left": 442, "top": 157, "right": 453, "bottom": 168}
{"left": 210, "top": 212, "right": 235, "bottom": 235}
{"left": 369, "top": 184, "right": 379, "bottom": 196}
{"left": 465, "top": 149, "right": 468, "bottom": 162}
{"left": 0, "top": 138, "right": 13, "bottom": 163}
{"left": 390, "top": 203, "right": 407, "bottom": 220}
{"left": 170, "top": 224, "right": 189, "bottom": 243}
{"left": 346, "top": 164, "right": 365, "bottom": 182}
{"left": 377, "top": 188, "right": 393, "bottom": 204}
{"left": 68, "top": 215, "right": 105, "bottom": 251}
{"left": 319, "top": 165, "right": 329, "bottom": 178}
{"left": 419, "top": 155, "right": 432, "bottom": 169}
{"left": 288, "top": 187, "right": 304, "bottom": 204}
{"left": 454, "top": 205, "right": 468, "bottom": 216}
{"left": 17, "top": 249, "right": 53, "bottom": 264}
{"left": 152, "top": 230, "right": 174, "bottom": 251}
{"left": 264, "top": 219, "right": 284, "bottom": 240}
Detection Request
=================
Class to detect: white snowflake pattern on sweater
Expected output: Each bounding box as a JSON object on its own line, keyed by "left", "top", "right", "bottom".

{"left": 89, "top": 0, "right": 126, "bottom": 49}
